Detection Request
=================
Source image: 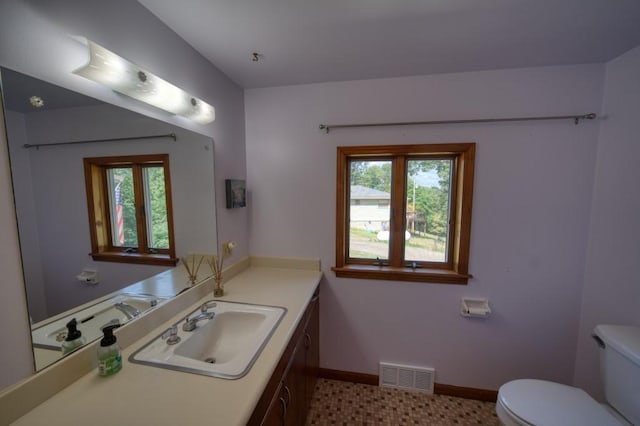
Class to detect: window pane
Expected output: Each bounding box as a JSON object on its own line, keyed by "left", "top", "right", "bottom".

{"left": 107, "top": 168, "right": 137, "bottom": 248}
{"left": 348, "top": 160, "right": 391, "bottom": 260}
{"left": 143, "top": 166, "right": 169, "bottom": 250}
{"left": 405, "top": 159, "right": 452, "bottom": 263}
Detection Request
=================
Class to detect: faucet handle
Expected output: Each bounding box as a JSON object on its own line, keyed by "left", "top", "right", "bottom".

{"left": 200, "top": 301, "right": 217, "bottom": 313}
{"left": 162, "top": 325, "right": 181, "bottom": 345}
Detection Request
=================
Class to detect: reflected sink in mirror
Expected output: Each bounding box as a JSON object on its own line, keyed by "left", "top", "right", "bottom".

{"left": 31, "top": 294, "right": 168, "bottom": 351}
{"left": 130, "top": 301, "right": 286, "bottom": 379}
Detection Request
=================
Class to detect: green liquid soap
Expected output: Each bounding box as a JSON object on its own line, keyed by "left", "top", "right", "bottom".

{"left": 98, "top": 324, "right": 122, "bottom": 376}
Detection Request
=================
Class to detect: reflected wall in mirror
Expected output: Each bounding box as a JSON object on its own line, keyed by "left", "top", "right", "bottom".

{"left": 0, "top": 67, "right": 218, "bottom": 370}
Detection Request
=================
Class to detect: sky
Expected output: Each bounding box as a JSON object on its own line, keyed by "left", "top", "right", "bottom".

{"left": 413, "top": 169, "right": 440, "bottom": 188}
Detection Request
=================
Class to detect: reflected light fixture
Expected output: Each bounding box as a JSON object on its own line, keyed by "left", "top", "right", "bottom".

{"left": 73, "top": 39, "right": 215, "bottom": 124}
{"left": 29, "top": 95, "right": 45, "bottom": 108}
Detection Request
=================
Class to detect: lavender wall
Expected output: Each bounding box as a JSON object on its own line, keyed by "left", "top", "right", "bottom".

{"left": 0, "top": 0, "right": 246, "bottom": 390}
{"left": 573, "top": 45, "right": 640, "bottom": 399}
{"left": 245, "top": 65, "right": 604, "bottom": 390}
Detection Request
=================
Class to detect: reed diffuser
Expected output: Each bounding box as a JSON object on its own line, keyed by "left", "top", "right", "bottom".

{"left": 208, "top": 241, "right": 236, "bottom": 297}
{"left": 181, "top": 254, "right": 205, "bottom": 286}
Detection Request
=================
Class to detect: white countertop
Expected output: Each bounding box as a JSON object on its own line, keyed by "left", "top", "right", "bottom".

{"left": 10, "top": 265, "right": 321, "bottom": 426}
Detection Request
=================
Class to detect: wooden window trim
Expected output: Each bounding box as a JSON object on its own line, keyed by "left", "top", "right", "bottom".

{"left": 83, "top": 154, "right": 178, "bottom": 266}
{"left": 332, "top": 143, "right": 475, "bottom": 284}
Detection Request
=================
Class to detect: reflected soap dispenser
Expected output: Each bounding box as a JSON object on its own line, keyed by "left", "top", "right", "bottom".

{"left": 98, "top": 324, "right": 122, "bottom": 376}
{"left": 61, "top": 318, "right": 86, "bottom": 355}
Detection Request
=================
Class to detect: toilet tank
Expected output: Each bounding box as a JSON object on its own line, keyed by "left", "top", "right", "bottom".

{"left": 594, "top": 325, "right": 640, "bottom": 425}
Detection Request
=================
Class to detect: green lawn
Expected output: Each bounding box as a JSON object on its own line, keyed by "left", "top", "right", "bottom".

{"left": 349, "top": 227, "right": 445, "bottom": 259}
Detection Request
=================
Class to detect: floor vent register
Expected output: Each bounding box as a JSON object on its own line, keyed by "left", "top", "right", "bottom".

{"left": 379, "top": 362, "right": 435, "bottom": 393}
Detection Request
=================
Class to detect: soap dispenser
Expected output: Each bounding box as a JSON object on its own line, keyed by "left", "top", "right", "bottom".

{"left": 61, "top": 318, "right": 86, "bottom": 355}
{"left": 98, "top": 324, "right": 122, "bottom": 376}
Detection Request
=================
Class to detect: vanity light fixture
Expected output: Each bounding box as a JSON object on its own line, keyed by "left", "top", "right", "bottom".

{"left": 73, "top": 40, "right": 215, "bottom": 124}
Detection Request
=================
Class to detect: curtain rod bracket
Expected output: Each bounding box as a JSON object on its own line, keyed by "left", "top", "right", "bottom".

{"left": 575, "top": 113, "right": 597, "bottom": 125}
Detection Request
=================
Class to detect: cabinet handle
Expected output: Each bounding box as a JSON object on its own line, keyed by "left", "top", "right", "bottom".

{"left": 283, "top": 385, "right": 291, "bottom": 405}
{"left": 279, "top": 397, "right": 287, "bottom": 423}
{"left": 304, "top": 332, "right": 311, "bottom": 349}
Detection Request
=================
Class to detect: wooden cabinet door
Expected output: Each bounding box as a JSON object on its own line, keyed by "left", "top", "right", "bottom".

{"left": 284, "top": 341, "right": 306, "bottom": 426}
{"left": 302, "top": 296, "right": 320, "bottom": 417}
{"left": 249, "top": 289, "right": 320, "bottom": 426}
{"left": 262, "top": 382, "right": 285, "bottom": 426}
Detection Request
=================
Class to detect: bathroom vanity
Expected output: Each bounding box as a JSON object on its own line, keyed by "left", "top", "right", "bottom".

{"left": 0, "top": 259, "right": 322, "bottom": 425}
{"left": 249, "top": 287, "right": 319, "bottom": 425}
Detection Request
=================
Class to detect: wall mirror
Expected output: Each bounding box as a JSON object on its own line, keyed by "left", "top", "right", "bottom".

{"left": 0, "top": 67, "right": 218, "bottom": 371}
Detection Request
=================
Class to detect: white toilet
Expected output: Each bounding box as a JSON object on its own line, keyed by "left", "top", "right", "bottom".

{"left": 496, "top": 324, "right": 640, "bottom": 426}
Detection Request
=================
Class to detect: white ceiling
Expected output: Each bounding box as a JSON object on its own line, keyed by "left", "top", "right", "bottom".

{"left": 139, "top": 0, "right": 640, "bottom": 89}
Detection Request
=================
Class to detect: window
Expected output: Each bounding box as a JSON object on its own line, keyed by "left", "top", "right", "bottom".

{"left": 333, "top": 143, "right": 475, "bottom": 284}
{"left": 83, "top": 154, "right": 177, "bottom": 266}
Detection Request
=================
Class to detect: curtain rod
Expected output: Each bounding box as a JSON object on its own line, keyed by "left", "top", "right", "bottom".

{"left": 319, "top": 113, "right": 597, "bottom": 133}
{"left": 24, "top": 133, "right": 177, "bottom": 149}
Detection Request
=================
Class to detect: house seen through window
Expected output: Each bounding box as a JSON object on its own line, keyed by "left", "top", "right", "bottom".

{"left": 333, "top": 143, "right": 475, "bottom": 284}
{"left": 84, "top": 154, "right": 177, "bottom": 266}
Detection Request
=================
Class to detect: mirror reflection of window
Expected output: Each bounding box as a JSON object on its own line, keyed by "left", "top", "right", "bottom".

{"left": 143, "top": 165, "right": 169, "bottom": 250}
{"left": 85, "top": 154, "right": 176, "bottom": 264}
{"left": 107, "top": 168, "right": 135, "bottom": 248}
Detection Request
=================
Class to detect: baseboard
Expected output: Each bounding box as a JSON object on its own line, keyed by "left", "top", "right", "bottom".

{"left": 434, "top": 383, "right": 497, "bottom": 402}
{"left": 318, "top": 368, "right": 497, "bottom": 402}
{"left": 319, "top": 368, "right": 378, "bottom": 385}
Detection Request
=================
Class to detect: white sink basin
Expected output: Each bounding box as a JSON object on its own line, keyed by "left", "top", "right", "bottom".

{"left": 31, "top": 293, "right": 167, "bottom": 350}
{"left": 129, "top": 301, "right": 286, "bottom": 379}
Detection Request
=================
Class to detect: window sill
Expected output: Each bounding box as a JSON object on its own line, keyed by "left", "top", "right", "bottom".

{"left": 332, "top": 264, "right": 470, "bottom": 284}
{"left": 90, "top": 252, "right": 178, "bottom": 267}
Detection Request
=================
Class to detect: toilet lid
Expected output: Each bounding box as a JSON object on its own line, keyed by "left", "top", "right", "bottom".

{"left": 498, "top": 379, "right": 621, "bottom": 426}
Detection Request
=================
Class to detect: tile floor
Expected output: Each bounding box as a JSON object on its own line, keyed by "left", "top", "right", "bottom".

{"left": 306, "top": 378, "right": 500, "bottom": 425}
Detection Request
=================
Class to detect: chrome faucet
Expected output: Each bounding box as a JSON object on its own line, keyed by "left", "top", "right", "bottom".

{"left": 114, "top": 302, "right": 141, "bottom": 320}
{"left": 162, "top": 325, "right": 181, "bottom": 345}
{"left": 182, "top": 301, "right": 216, "bottom": 331}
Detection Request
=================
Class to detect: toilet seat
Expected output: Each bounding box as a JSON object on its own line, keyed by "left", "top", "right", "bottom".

{"left": 497, "top": 379, "right": 622, "bottom": 426}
